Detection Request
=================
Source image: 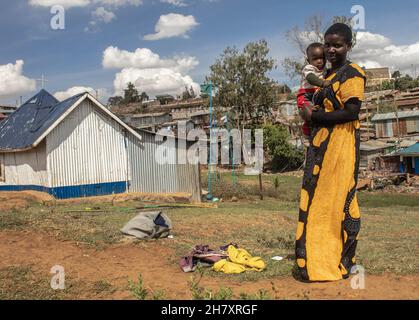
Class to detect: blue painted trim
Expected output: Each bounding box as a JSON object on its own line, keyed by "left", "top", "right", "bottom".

{"left": 0, "top": 181, "right": 127, "bottom": 199}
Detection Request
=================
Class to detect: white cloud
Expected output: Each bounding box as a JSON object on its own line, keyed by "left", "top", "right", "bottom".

{"left": 29, "top": 0, "right": 90, "bottom": 8}
{"left": 54, "top": 86, "right": 110, "bottom": 101}
{"left": 29, "top": 0, "right": 143, "bottom": 8}
{"left": 102, "top": 46, "right": 200, "bottom": 98}
{"left": 351, "top": 31, "right": 419, "bottom": 75}
{"left": 85, "top": 6, "right": 116, "bottom": 31}
{"left": 94, "top": 0, "right": 143, "bottom": 7}
{"left": 113, "top": 68, "right": 200, "bottom": 98}
{"left": 161, "top": 0, "right": 188, "bottom": 7}
{"left": 144, "top": 13, "right": 199, "bottom": 40}
{"left": 102, "top": 46, "right": 198, "bottom": 73}
{"left": 92, "top": 6, "right": 116, "bottom": 23}
{"left": 0, "top": 60, "right": 36, "bottom": 98}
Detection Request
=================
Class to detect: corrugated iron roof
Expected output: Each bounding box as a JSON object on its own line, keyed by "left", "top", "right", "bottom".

{"left": 360, "top": 140, "right": 396, "bottom": 151}
{"left": 0, "top": 90, "right": 147, "bottom": 152}
{"left": 0, "top": 90, "right": 85, "bottom": 151}
{"left": 398, "top": 142, "right": 419, "bottom": 156}
{"left": 371, "top": 110, "right": 419, "bottom": 121}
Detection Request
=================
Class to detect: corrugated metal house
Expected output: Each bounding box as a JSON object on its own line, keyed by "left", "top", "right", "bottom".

{"left": 121, "top": 112, "right": 172, "bottom": 131}
{"left": 371, "top": 110, "right": 419, "bottom": 138}
{"left": 0, "top": 90, "right": 201, "bottom": 201}
{"left": 360, "top": 140, "right": 397, "bottom": 170}
{"left": 397, "top": 142, "right": 419, "bottom": 174}
{"left": 396, "top": 87, "right": 419, "bottom": 111}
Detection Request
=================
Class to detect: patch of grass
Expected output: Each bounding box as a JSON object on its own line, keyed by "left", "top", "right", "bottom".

{"left": 239, "top": 289, "right": 272, "bottom": 300}
{"left": 188, "top": 270, "right": 234, "bottom": 300}
{"left": 151, "top": 289, "right": 167, "bottom": 300}
{"left": 92, "top": 280, "right": 116, "bottom": 295}
{"left": 127, "top": 273, "right": 167, "bottom": 300}
{"left": 358, "top": 192, "right": 419, "bottom": 208}
{"left": 0, "top": 202, "right": 140, "bottom": 248}
{"left": 201, "top": 172, "right": 301, "bottom": 202}
{"left": 0, "top": 265, "right": 82, "bottom": 300}
{"left": 0, "top": 211, "right": 28, "bottom": 230}
{"left": 128, "top": 274, "right": 148, "bottom": 300}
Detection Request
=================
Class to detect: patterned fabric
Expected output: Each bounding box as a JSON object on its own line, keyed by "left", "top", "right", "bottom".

{"left": 295, "top": 62, "right": 366, "bottom": 281}
{"left": 297, "top": 87, "right": 317, "bottom": 137}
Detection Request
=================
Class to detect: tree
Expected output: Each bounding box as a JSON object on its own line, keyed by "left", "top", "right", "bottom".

{"left": 283, "top": 15, "right": 358, "bottom": 80}
{"left": 123, "top": 82, "right": 140, "bottom": 104}
{"left": 263, "top": 124, "right": 304, "bottom": 171}
{"left": 181, "top": 86, "right": 196, "bottom": 100}
{"left": 140, "top": 92, "right": 149, "bottom": 102}
{"left": 207, "top": 39, "right": 277, "bottom": 130}
{"left": 395, "top": 74, "right": 419, "bottom": 91}
{"left": 392, "top": 70, "right": 401, "bottom": 79}
{"left": 108, "top": 95, "right": 123, "bottom": 106}
{"left": 381, "top": 80, "right": 394, "bottom": 91}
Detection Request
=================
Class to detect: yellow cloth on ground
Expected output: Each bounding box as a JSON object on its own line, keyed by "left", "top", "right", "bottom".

{"left": 212, "top": 245, "right": 266, "bottom": 274}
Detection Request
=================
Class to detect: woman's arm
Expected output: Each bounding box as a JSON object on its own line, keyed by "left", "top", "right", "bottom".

{"left": 310, "top": 98, "right": 361, "bottom": 125}
{"left": 306, "top": 73, "right": 331, "bottom": 88}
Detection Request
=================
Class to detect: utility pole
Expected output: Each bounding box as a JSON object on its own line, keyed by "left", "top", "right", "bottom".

{"left": 207, "top": 81, "right": 214, "bottom": 201}
{"left": 393, "top": 81, "right": 401, "bottom": 150}
{"left": 411, "top": 64, "right": 417, "bottom": 79}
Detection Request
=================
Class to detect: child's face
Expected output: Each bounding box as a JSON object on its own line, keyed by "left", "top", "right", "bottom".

{"left": 308, "top": 46, "right": 326, "bottom": 70}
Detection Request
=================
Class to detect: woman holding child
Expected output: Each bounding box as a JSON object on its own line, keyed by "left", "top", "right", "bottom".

{"left": 295, "top": 23, "right": 366, "bottom": 281}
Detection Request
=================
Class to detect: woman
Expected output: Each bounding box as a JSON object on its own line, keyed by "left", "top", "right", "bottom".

{"left": 296, "top": 23, "right": 366, "bottom": 281}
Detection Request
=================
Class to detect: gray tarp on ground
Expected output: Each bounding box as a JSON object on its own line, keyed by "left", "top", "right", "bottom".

{"left": 120, "top": 211, "right": 172, "bottom": 239}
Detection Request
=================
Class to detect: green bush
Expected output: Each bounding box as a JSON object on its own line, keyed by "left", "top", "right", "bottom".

{"left": 263, "top": 124, "right": 304, "bottom": 171}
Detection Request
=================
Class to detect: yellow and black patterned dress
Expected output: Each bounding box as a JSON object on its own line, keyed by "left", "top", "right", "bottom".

{"left": 295, "top": 61, "right": 366, "bottom": 281}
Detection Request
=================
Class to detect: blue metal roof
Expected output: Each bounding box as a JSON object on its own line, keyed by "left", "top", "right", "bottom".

{"left": 399, "top": 142, "right": 419, "bottom": 156}
{"left": 0, "top": 90, "right": 85, "bottom": 151}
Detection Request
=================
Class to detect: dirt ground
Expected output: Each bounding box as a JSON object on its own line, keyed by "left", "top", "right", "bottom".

{"left": 0, "top": 191, "right": 55, "bottom": 211}
{"left": 0, "top": 230, "right": 418, "bottom": 300}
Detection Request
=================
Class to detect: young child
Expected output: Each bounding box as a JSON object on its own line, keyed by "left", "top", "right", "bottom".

{"left": 297, "top": 42, "right": 331, "bottom": 137}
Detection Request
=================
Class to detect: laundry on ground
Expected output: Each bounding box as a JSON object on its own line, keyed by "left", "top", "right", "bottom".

{"left": 179, "top": 243, "right": 266, "bottom": 274}
{"left": 120, "top": 211, "right": 172, "bottom": 239}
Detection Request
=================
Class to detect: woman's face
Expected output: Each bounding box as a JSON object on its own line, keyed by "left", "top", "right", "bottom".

{"left": 324, "top": 33, "right": 351, "bottom": 66}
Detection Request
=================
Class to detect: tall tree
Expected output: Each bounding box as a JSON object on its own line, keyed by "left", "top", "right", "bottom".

{"left": 283, "top": 15, "right": 358, "bottom": 80}
{"left": 207, "top": 39, "right": 277, "bottom": 130}
{"left": 123, "top": 82, "right": 140, "bottom": 104}
{"left": 108, "top": 95, "right": 123, "bottom": 106}
{"left": 140, "top": 91, "right": 149, "bottom": 102}
{"left": 392, "top": 70, "right": 401, "bottom": 79}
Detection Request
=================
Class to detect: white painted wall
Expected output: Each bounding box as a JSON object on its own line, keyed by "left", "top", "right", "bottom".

{"left": 46, "top": 99, "right": 129, "bottom": 187}
{"left": 0, "top": 141, "right": 48, "bottom": 186}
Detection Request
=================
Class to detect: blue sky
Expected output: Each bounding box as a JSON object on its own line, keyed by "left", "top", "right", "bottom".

{"left": 1, "top": 0, "right": 419, "bottom": 105}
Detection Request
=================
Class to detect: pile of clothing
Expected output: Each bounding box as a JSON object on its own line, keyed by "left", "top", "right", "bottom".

{"left": 179, "top": 243, "right": 265, "bottom": 274}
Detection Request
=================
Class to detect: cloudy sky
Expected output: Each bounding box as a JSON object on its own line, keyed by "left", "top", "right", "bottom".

{"left": 1, "top": 0, "right": 419, "bottom": 105}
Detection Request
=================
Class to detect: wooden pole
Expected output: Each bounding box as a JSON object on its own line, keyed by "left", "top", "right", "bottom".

{"left": 259, "top": 173, "right": 263, "bottom": 200}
